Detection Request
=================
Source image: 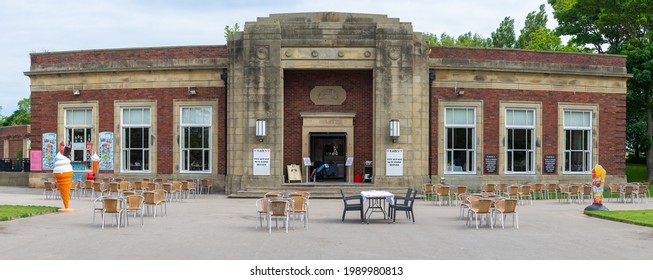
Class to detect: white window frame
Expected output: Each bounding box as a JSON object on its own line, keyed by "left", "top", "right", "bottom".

{"left": 120, "top": 107, "right": 152, "bottom": 173}
{"left": 444, "top": 107, "right": 476, "bottom": 174}
{"left": 505, "top": 108, "right": 535, "bottom": 174}
{"left": 179, "top": 106, "right": 212, "bottom": 173}
{"left": 563, "top": 110, "right": 592, "bottom": 174}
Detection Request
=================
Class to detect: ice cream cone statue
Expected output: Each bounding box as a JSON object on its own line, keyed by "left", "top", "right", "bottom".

{"left": 88, "top": 153, "right": 100, "bottom": 181}
{"left": 585, "top": 164, "right": 609, "bottom": 211}
{"left": 53, "top": 152, "right": 76, "bottom": 212}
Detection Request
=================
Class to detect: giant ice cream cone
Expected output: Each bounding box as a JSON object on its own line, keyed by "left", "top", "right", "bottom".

{"left": 53, "top": 152, "right": 76, "bottom": 212}
{"left": 91, "top": 152, "right": 100, "bottom": 178}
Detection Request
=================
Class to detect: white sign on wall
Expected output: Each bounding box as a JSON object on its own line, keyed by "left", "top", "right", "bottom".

{"left": 253, "top": 149, "right": 271, "bottom": 176}
{"left": 385, "top": 149, "right": 403, "bottom": 176}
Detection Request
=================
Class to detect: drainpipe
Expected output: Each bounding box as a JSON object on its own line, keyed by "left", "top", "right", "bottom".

{"left": 221, "top": 68, "right": 228, "bottom": 192}
{"left": 428, "top": 69, "right": 435, "bottom": 183}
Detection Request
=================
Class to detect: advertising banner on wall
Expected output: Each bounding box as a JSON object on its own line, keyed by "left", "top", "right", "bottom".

{"left": 30, "top": 150, "right": 42, "bottom": 171}
{"left": 98, "top": 132, "right": 114, "bottom": 170}
{"left": 41, "top": 133, "right": 57, "bottom": 170}
{"left": 385, "top": 149, "right": 403, "bottom": 176}
{"left": 253, "top": 149, "right": 271, "bottom": 176}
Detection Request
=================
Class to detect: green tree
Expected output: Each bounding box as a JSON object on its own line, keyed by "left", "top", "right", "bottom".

{"left": 224, "top": 23, "right": 241, "bottom": 41}
{"left": 1, "top": 98, "right": 30, "bottom": 126}
{"left": 516, "top": 4, "right": 549, "bottom": 49}
{"left": 625, "top": 44, "right": 653, "bottom": 178}
{"left": 491, "top": 17, "right": 516, "bottom": 48}
{"left": 523, "top": 26, "right": 562, "bottom": 50}
{"left": 423, "top": 32, "right": 491, "bottom": 48}
{"left": 549, "top": 0, "right": 653, "bottom": 54}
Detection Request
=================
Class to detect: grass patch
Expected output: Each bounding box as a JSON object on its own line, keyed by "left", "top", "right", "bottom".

{"left": 0, "top": 205, "right": 60, "bottom": 222}
{"left": 626, "top": 163, "right": 648, "bottom": 183}
{"left": 584, "top": 209, "right": 653, "bottom": 227}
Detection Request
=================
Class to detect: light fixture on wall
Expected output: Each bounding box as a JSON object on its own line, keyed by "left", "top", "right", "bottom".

{"left": 255, "top": 119, "right": 266, "bottom": 142}
{"left": 188, "top": 87, "right": 197, "bottom": 95}
{"left": 73, "top": 89, "right": 81, "bottom": 96}
{"left": 457, "top": 88, "right": 465, "bottom": 95}
{"left": 389, "top": 119, "right": 400, "bottom": 143}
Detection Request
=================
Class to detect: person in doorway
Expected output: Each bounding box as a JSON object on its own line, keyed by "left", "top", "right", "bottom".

{"left": 324, "top": 161, "right": 339, "bottom": 177}
{"left": 310, "top": 161, "right": 329, "bottom": 181}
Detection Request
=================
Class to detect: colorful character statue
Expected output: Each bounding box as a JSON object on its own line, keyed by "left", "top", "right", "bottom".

{"left": 585, "top": 164, "right": 609, "bottom": 211}
{"left": 53, "top": 152, "right": 76, "bottom": 212}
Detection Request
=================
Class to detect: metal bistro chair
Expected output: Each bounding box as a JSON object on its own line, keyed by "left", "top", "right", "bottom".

{"left": 467, "top": 199, "right": 493, "bottom": 229}
{"left": 268, "top": 199, "right": 291, "bottom": 233}
{"left": 493, "top": 199, "right": 518, "bottom": 229}
{"left": 101, "top": 197, "right": 125, "bottom": 229}
{"left": 339, "top": 189, "right": 364, "bottom": 223}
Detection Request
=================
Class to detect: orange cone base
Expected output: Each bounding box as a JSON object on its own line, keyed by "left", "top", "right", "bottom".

{"left": 58, "top": 208, "right": 77, "bottom": 212}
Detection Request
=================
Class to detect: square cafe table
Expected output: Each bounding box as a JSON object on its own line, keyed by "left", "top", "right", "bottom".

{"left": 360, "top": 190, "right": 395, "bottom": 224}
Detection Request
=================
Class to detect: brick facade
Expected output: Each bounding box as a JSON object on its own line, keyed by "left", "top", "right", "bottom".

{"left": 25, "top": 13, "right": 629, "bottom": 190}
{"left": 30, "top": 87, "right": 226, "bottom": 175}
{"left": 283, "top": 70, "right": 374, "bottom": 173}
{"left": 430, "top": 88, "right": 626, "bottom": 176}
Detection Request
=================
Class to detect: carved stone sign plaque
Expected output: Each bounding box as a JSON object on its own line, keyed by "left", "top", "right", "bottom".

{"left": 309, "top": 86, "right": 347, "bottom": 105}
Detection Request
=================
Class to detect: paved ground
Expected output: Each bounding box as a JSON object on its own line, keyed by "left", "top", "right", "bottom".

{"left": 0, "top": 185, "right": 652, "bottom": 260}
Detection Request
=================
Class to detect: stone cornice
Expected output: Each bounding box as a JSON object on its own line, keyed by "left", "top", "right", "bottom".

{"left": 25, "top": 58, "right": 228, "bottom": 77}
{"left": 429, "top": 58, "right": 631, "bottom": 78}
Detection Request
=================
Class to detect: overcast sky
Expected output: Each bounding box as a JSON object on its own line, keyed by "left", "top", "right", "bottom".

{"left": 0, "top": 0, "right": 554, "bottom": 115}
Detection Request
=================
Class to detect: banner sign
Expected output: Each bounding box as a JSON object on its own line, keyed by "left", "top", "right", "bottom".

{"left": 98, "top": 132, "right": 114, "bottom": 170}
{"left": 41, "top": 133, "right": 57, "bottom": 170}
{"left": 30, "top": 150, "right": 42, "bottom": 171}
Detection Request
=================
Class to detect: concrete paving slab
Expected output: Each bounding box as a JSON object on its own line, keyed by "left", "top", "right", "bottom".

{"left": 0, "top": 186, "right": 652, "bottom": 260}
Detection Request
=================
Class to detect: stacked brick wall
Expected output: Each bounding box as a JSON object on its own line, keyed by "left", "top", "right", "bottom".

{"left": 283, "top": 70, "right": 373, "bottom": 174}
{"left": 429, "top": 47, "right": 626, "bottom": 67}
{"left": 30, "top": 87, "right": 226, "bottom": 175}
{"left": 430, "top": 88, "right": 626, "bottom": 176}
{"left": 31, "top": 46, "right": 228, "bottom": 66}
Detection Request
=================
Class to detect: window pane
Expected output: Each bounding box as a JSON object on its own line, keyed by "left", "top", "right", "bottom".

{"left": 203, "top": 150, "right": 210, "bottom": 170}
{"left": 129, "top": 149, "right": 143, "bottom": 171}
{"left": 453, "top": 128, "right": 467, "bottom": 149}
{"left": 446, "top": 109, "right": 453, "bottom": 125}
{"left": 513, "top": 129, "right": 527, "bottom": 149}
{"left": 129, "top": 128, "right": 144, "bottom": 149}
{"left": 188, "top": 150, "right": 203, "bottom": 171}
{"left": 188, "top": 127, "right": 203, "bottom": 148}
{"left": 203, "top": 127, "right": 210, "bottom": 148}
{"left": 453, "top": 109, "right": 467, "bottom": 124}
{"left": 513, "top": 151, "right": 527, "bottom": 172}
{"left": 507, "top": 151, "right": 513, "bottom": 172}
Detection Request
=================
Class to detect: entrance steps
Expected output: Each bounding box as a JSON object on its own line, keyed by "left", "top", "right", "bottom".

{"left": 227, "top": 182, "right": 413, "bottom": 199}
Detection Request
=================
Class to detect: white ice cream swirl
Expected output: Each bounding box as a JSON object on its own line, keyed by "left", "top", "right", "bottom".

{"left": 53, "top": 152, "right": 73, "bottom": 173}
{"left": 91, "top": 153, "right": 100, "bottom": 162}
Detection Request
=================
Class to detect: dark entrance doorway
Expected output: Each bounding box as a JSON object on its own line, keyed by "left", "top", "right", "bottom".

{"left": 310, "top": 132, "right": 346, "bottom": 181}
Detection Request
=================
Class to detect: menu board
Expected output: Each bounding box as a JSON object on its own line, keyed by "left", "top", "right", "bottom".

{"left": 544, "top": 155, "right": 557, "bottom": 173}
{"left": 484, "top": 154, "right": 497, "bottom": 174}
